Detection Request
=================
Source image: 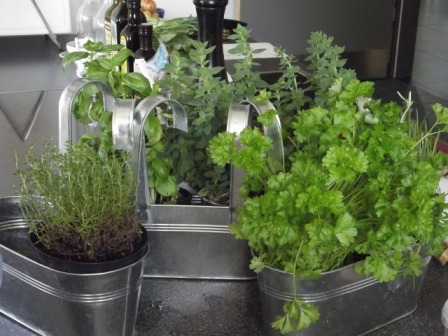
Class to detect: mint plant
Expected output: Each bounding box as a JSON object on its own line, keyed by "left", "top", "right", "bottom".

{"left": 157, "top": 40, "right": 233, "bottom": 200}
{"left": 209, "top": 32, "right": 448, "bottom": 334}
{"left": 157, "top": 24, "right": 272, "bottom": 200}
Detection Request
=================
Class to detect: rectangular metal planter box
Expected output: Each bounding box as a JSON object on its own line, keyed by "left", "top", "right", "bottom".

{"left": 144, "top": 204, "right": 254, "bottom": 279}
{"left": 258, "top": 255, "right": 431, "bottom": 336}
{"left": 58, "top": 79, "right": 256, "bottom": 281}
{"left": 0, "top": 197, "right": 146, "bottom": 336}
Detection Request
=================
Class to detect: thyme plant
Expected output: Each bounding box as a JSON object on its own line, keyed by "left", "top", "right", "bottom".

{"left": 16, "top": 141, "right": 140, "bottom": 262}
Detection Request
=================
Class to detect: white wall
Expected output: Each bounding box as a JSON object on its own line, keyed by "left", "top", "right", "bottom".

{"left": 155, "top": 0, "right": 237, "bottom": 20}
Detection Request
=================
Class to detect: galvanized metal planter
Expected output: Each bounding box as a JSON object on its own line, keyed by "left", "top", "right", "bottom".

{"left": 58, "top": 79, "right": 283, "bottom": 280}
{"left": 0, "top": 196, "right": 148, "bottom": 336}
{"left": 258, "top": 255, "right": 431, "bottom": 336}
{"left": 144, "top": 204, "right": 253, "bottom": 279}
{"left": 111, "top": 95, "right": 254, "bottom": 279}
{"left": 140, "top": 101, "right": 282, "bottom": 279}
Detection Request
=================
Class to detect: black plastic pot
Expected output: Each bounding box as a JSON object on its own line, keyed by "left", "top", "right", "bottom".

{"left": 30, "top": 226, "right": 149, "bottom": 274}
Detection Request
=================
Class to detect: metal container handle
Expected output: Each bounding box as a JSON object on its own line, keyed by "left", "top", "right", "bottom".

{"left": 241, "top": 99, "right": 284, "bottom": 168}
{"left": 58, "top": 78, "right": 115, "bottom": 151}
{"left": 227, "top": 100, "right": 283, "bottom": 223}
{"left": 112, "top": 95, "right": 188, "bottom": 224}
{"left": 59, "top": 79, "right": 188, "bottom": 224}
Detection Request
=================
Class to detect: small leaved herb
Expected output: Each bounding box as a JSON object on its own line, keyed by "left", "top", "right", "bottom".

{"left": 209, "top": 31, "right": 448, "bottom": 334}
{"left": 16, "top": 141, "right": 140, "bottom": 261}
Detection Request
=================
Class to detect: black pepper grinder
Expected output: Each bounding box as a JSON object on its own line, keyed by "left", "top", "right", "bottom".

{"left": 193, "top": 0, "right": 229, "bottom": 81}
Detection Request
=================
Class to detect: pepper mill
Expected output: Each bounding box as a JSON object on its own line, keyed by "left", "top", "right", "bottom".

{"left": 193, "top": 0, "right": 229, "bottom": 81}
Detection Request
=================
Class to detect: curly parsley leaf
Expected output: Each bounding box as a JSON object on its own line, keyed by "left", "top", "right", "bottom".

{"left": 272, "top": 299, "right": 320, "bottom": 334}
{"left": 335, "top": 212, "right": 358, "bottom": 246}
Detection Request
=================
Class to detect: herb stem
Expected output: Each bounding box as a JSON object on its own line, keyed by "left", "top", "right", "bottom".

{"left": 407, "top": 122, "right": 443, "bottom": 154}
{"left": 292, "top": 240, "right": 303, "bottom": 299}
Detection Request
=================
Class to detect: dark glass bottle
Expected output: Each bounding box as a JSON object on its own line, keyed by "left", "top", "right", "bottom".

{"left": 120, "top": 0, "right": 144, "bottom": 73}
{"left": 104, "top": 0, "right": 121, "bottom": 44}
{"left": 110, "top": 0, "right": 147, "bottom": 45}
{"left": 110, "top": 0, "right": 127, "bottom": 45}
{"left": 193, "top": 0, "right": 229, "bottom": 81}
{"left": 134, "top": 24, "right": 156, "bottom": 62}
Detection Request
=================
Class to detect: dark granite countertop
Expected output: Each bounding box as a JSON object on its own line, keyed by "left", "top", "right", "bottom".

{"left": 1, "top": 258, "right": 447, "bottom": 335}
{"left": 135, "top": 259, "right": 448, "bottom": 336}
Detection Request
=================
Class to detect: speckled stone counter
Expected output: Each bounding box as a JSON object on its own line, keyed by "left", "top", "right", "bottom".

{"left": 1, "top": 258, "right": 447, "bottom": 335}
{"left": 136, "top": 278, "right": 263, "bottom": 335}
{"left": 134, "top": 259, "right": 448, "bottom": 336}
{"left": 368, "top": 258, "right": 448, "bottom": 336}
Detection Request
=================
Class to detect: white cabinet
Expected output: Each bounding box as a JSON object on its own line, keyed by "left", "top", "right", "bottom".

{"left": 0, "top": 0, "right": 82, "bottom": 36}
{"left": 0, "top": 0, "right": 237, "bottom": 36}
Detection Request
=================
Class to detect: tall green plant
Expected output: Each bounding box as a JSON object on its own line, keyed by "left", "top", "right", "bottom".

{"left": 157, "top": 24, "right": 273, "bottom": 199}
{"left": 209, "top": 32, "right": 448, "bottom": 334}
{"left": 157, "top": 40, "right": 233, "bottom": 199}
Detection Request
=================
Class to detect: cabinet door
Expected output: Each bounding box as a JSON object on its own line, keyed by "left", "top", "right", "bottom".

{"left": 0, "top": 0, "right": 77, "bottom": 36}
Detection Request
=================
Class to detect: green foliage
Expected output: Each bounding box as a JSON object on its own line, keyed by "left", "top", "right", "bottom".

{"left": 16, "top": 141, "right": 140, "bottom": 261}
{"left": 305, "top": 31, "right": 357, "bottom": 108}
{"left": 157, "top": 24, "right": 276, "bottom": 198}
{"left": 62, "top": 23, "right": 280, "bottom": 202}
{"left": 269, "top": 48, "right": 308, "bottom": 139}
{"left": 157, "top": 40, "right": 233, "bottom": 198}
{"left": 63, "top": 39, "right": 178, "bottom": 201}
{"left": 226, "top": 24, "right": 269, "bottom": 98}
{"left": 272, "top": 299, "right": 320, "bottom": 334}
{"left": 209, "top": 31, "right": 448, "bottom": 334}
{"left": 152, "top": 16, "right": 197, "bottom": 54}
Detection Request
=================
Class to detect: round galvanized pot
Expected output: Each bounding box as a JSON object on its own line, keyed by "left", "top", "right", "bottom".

{"left": 0, "top": 196, "right": 148, "bottom": 336}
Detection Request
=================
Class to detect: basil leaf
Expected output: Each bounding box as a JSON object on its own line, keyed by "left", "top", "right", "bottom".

{"left": 62, "top": 51, "right": 89, "bottom": 69}
{"left": 122, "top": 72, "right": 152, "bottom": 98}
